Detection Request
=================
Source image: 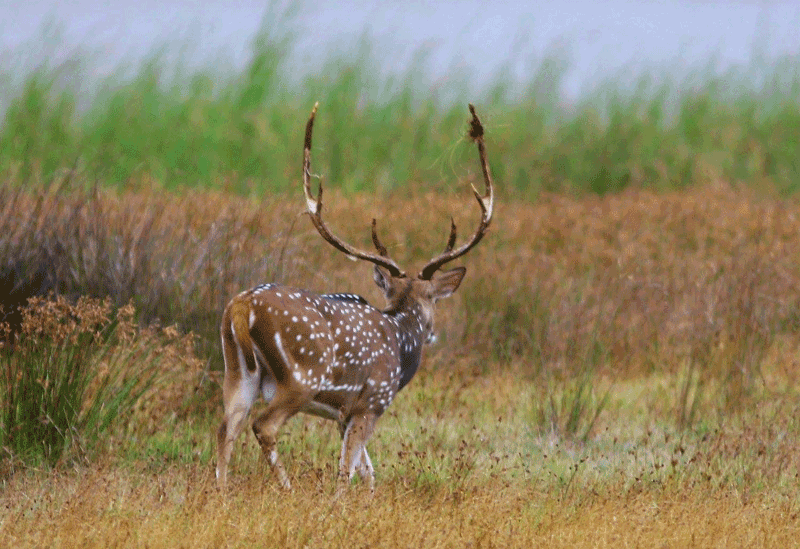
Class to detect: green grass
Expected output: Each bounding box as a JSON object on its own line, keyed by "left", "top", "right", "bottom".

{"left": 1, "top": 11, "right": 799, "bottom": 196}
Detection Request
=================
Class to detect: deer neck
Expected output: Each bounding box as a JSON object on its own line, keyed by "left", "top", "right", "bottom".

{"left": 385, "top": 298, "right": 429, "bottom": 391}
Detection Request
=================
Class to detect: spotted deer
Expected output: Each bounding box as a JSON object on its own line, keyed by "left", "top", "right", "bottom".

{"left": 216, "top": 103, "right": 494, "bottom": 492}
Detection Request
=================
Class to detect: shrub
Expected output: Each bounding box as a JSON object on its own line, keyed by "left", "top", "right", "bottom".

{"left": 0, "top": 296, "right": 201, "bottom": 471}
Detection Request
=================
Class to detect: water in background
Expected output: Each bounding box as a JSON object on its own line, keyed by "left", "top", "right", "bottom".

{"left": 2, "top": 0, "right": 799, "bottom": 100}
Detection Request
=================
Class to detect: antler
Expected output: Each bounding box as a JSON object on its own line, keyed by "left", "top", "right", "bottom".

{"left": 303, "top": 103, "right": 405, "bottom": 277}
{"left": 419, "top": 104, "right": 494, "bottom": 280}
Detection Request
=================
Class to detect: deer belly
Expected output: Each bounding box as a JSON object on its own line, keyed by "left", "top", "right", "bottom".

{"left": 300, "top": 400, "right": 342, "bottom": 422}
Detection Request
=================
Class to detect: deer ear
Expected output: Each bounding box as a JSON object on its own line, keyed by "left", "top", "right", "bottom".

{"left": 432, "top": 267, "right": 466, "bottom": 300}
{"left": 373, "top": 265, "right": 391, "bottom": 292}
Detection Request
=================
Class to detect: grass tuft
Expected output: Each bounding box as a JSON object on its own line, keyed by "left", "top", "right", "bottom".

{"left": 0, "top": 296, "right": 202, "bottom": 473}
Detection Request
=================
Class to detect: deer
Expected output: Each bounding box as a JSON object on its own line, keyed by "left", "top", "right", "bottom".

{"left": 216, "top": 103, "right": 494, "bottom": 493}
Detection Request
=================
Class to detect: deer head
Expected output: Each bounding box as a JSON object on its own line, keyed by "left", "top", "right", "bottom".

{"left": 302, "top": 102, "right": 493, "bottom": 339}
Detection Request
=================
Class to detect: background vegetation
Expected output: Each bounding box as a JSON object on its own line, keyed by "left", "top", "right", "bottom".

{"left": 2, "top": 13, "right": 800, "bottom": 548}
{"left": 1, "top": 14, "right": 799, "bottom": 197}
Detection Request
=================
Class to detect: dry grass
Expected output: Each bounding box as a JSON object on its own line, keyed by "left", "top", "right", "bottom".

{"left": 3, "top": 180, "right": 800, "bottom": 546}
{"left": 1, "top": 366, "right": 798, "bottom": 548}
{"left": 2, "top": 469, "right": 797, "bottom": 548}
{"left": 4, "top": 178, "right": 800, "bottom": 377}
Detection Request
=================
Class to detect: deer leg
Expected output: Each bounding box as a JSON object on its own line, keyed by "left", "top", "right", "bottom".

{"left": 251, "top": 393, "right": 302, "bottom": 490}
{"left": 337, "top": 414, "right": 376, "bottom": 495}
{"left": 216, "top": 353, "right": 260, "bottom": 490}
{"left": 338, "top": 420, "right": 374, "bottom": 490}
{"left": 360, "top": 448, "right": 375, "bottom": 492}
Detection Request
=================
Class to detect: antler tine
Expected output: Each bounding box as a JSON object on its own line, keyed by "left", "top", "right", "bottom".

{"left": 303, "top": 102, "right": 320, "bottom": 214}
{"left": 371, "top": 218, "right": 390, "bottom": 257}
{"left": 443, "top": 218, "right": 457, "bottom": 253}
{"left": 302, "top": 103, "right": 405, "bottom": 277}
{"left": 419, "top": 104, "right": 494, "bottom": 280}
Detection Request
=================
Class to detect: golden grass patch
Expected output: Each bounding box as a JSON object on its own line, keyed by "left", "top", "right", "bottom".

{"left": 1, "top": 457, "right": 797, "bottom": 548}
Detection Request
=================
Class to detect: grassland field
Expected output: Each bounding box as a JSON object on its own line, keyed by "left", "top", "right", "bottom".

{"left": 2, "top": 178, "right": 800, "bottom": 547}
{"left": 2, "top": 19, "right": 800, "bottom": 548}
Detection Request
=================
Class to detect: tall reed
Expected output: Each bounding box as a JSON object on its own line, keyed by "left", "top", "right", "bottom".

{"left": 1, "top": 13, "right": 798, "bottom": 195}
